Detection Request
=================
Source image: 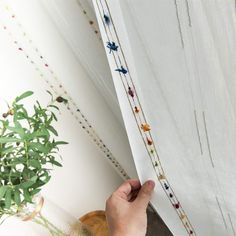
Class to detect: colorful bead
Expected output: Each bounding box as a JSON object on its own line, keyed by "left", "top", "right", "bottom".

{"left": 106, "top": 42, "right": 118, "bottom": 53}
{"left": 147, "top": 138, "right": 153, "bottom": 145}
{"left": 128, "top": 87, "right": 134, "bottom": 97}
{"left": 141, "top": 123, "right": 151, "bottom": 132}
{"left": 174, "top": 202, "right": 180, "bottom": 209}
{"left": 134, "top": 106, "right": 140, "bottom": 113}
{"left": 56, "top": 96, "right": 65, "bottom": 103}
{"left": 104, "top": 14, "right": 110, "bottom": 24}
{"left": 2, "top": 113, "right": 8, "bottom": 118}
{"left": 169, "top": 193, "right": 173, "bottom": 198}
{"left": 115, "top": 66, "right": 128, "bottom": 74}
{"left": 158, "top": 174, "right": 165, "bottom": 180}
{"left": 164, "top": 183, "right": 169, "bottom": 190}
{"left": 154, "top": 161, "right": 158, "bottom": 167}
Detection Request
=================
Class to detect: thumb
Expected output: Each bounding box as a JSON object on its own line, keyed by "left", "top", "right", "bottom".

{"left": 135, "top": 180, "right": 155, "bottom": 209}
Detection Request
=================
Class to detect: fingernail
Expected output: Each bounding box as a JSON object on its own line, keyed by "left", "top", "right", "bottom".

{"left": 147, "top": 180, "right": 155, "bottom": 189}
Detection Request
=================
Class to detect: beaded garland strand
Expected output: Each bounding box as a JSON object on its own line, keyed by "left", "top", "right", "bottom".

{"left": 75, "top": 0, "right": 102, "bottom": 41}
{"left": 94, "top": 0, "right": 196, "bottom": 235}
{"left": 0, "top": 2, "right": 129, "bottom": 180}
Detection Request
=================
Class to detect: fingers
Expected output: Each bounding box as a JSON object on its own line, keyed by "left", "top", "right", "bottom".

{"left": 135, "top": 180, "right": 155, "bottom": 209}
{"left": 115, "top": 179, "right": 141, "bottom": 200}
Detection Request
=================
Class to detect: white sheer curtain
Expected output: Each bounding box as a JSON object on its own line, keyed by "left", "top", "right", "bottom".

{"left": 93, "top": 0, "right": 236, "bottom": 235}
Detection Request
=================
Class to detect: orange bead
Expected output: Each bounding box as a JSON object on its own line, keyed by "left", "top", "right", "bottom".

{"left": 141, "top": 123, "right": 151, "bottom": 132}
{"left": 134, "top": 106, "right": 140, "bottom": 113}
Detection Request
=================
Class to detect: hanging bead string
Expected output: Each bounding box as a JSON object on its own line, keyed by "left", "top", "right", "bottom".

{"left": 95, "top": 0, "right": 196, "bottom": 234}
{"left": 99, "top": 0, "right": 196, "bottom": 234}
{"left": 75, "top": 0, "right": 102, "bottom": 41}
{"left": 0, "top": 3, "right": 129, "bottom": 180}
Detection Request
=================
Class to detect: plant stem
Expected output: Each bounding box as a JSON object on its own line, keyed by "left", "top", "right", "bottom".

{"left": 24, "top": 141, "right": 29, "bottom": 167}
{"left": 32, "top": 213, "right": 66, "bottom": 236}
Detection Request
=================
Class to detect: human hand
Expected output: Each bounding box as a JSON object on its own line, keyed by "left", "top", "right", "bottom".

{"left": 105, "top": 179, "right": 155, "bottom": 236}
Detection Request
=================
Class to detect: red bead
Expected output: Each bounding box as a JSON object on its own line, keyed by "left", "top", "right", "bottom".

{"left": 18, "top": 47, "right": 23, "bottom": 51}
{"left": 147, "top": 138, "right": 153, "bottom": 145}
{"left": 45, "top": 63, "right": 48, "bottom": 67}
{"left": 174, "top": 203, "right": 180, "bottom": 209}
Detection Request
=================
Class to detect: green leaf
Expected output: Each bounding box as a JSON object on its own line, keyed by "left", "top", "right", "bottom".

{"left": 47, "top": 126, "right": 58, "bottom": 136}
{"left": 51, "top": 160, "right": 62, "bottom": 167}
{"left": 28, "top": 159, "right": 41, "bottom": 169}
{"left": 20, "top": 176, "right": 38, "bottom": 189}
{"left": 14, "top": 190, "right": 21, "bottom": 206}
{"left": 29, "top": 142, "right": 48, "bottom": 153}
{"left": 23, "top": 189, "right": 32, "bottom": 202}
{"left": 5, "top": 188, "right": 12, "bottom": 209}
{"left": 54, "top": 141, "right": 68, "bottom": 145}
{"left": 30, "top": 129, "right": 49, "bottom": 139}
{"left": 0, "top": 186, "right": 8, "bottom": 200}
{"left": 0, "top": 137, "right": 20, "bottom": 143}
{"left": 1, "top": 146, "right": 14, "bottom": 155}
{"left": 31, "top": 188, "right": 41, "bottom": 196}
{"left": 15, "top": 91, "right": 34, "bottom": 103}
{"left": 48, "top": 105, "right": 59, "bottom": 111}
{"left": 36, "top": 101, "right": 42, "bottom": 110}
{"left": 51, "top": 112, "right": 57, "bottom": 121}
{"left": 46, "top": 90, "right": 53, "bottom": 102}
{"left": 7, "top": 126, "right": 25, "bottom": 139}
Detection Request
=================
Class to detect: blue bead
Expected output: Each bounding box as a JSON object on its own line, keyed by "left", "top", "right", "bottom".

{"left": 115, "top": 66, "right": 128, "bottom": 74}
{"left": 106, "top": 42, "right": 119, "bottom": 53}
{"left": 104, "top": 14, "right": 110, "bottom": 24}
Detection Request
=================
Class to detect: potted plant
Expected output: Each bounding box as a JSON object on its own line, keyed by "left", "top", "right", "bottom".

{"left": 0, "top": 91, "right": 91, "bottom": 236}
